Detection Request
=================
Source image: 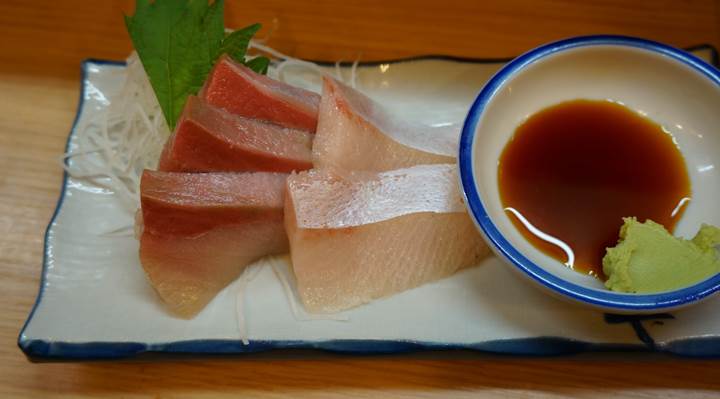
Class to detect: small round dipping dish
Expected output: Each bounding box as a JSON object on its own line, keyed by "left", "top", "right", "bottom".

{"left": 459, "top": 35, "right": 720, "bottom": 313}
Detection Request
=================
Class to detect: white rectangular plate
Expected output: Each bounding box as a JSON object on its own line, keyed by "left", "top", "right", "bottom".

{"left": 19, "top": 47, "right": 720, "bottom": 360}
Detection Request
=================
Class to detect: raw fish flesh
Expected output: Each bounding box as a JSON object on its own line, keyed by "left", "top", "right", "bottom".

{"left": 138, "top": 170, "right": 288, "bottom": 317}
{"left": 313, "top": 77, "right": 456, "bottom": 172}
{"left": 201, "top": 55, "right": 320, "bottom": 132}
{"left": 158, "top": 96, "right": 313, "bottom": 173}
{"left": 284, "top": 164, "right": 489, "bottom": 313}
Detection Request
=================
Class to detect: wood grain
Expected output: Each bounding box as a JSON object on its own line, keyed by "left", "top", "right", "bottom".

{"left": 1, "top": 0, "right": 720, "bottom": 397}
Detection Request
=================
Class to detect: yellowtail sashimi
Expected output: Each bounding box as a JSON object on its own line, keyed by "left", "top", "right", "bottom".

{"left": 158, "top": 96, "right": 313, "bottom": 173}
{"left": 138, "top": 170, "right": 288, "bottom": 317}
{"left": 201, "top": 55, "right": 320, "bottom": 132}
{"left": 313, "top": 77, "right": 456, "bottom": 171}
{"left": 284, "top": 164, "right": 490, "bottom": 313}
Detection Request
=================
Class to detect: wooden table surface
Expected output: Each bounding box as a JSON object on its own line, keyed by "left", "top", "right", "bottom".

{"left": 2, "top": 1, "right": 720, "bottom": 397}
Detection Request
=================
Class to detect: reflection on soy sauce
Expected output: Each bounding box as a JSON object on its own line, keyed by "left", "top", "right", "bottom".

{"left": 498, "top": 99, "right": 691, "bottom": 279}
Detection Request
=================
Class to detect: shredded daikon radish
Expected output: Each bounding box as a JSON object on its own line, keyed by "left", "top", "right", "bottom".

{"left": 63, "top": 52, "right": 169, "bottom": 217}
{"left": 235, "top": 263, "right": 264, "bottom": 345}
{"left": 268, "top": 256, "right": 349, "bottom": 321}
{"left": 335, "top": 61, "right": 343, "bottom": 82}
{"left": 249, "top": 40, "right": 360, "bottom": 88}
{"left": 234, "top": 256, "right": 347, "bottom": 344}
{"left": 350, "top": 59, "right": 360, "bottom": 89}
{"left": 98, "top": 225, "right": 136, "bottom": 237}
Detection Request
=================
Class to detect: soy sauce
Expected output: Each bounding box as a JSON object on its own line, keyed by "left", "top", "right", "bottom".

{"left": 498, "top": 100, "right": 691, "bottom": 278}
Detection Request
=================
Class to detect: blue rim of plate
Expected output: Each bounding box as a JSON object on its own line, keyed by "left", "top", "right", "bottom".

{"left": 18, "top": 45, "right": 720, "bottom": 361}
{"left": 459, "top": 35, "right": 720, "bottom": 311}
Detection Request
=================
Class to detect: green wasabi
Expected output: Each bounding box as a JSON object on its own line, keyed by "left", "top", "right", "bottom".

{"left": 603, "top": 218, "right": 720, "bottom": 293}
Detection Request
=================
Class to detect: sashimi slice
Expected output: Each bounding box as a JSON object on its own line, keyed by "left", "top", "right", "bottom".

{"left": 158, "top": 96, "right": 313, "bottom": 173}
{"left": 313, "top": 77, "right": 456, "bottom": 172}
{"left": 200, "top": 55, "right": 320, "bottom": 132}
{"left": 284, "top": 164, "right": 490, "bottom": 313}
{"left": 139, "top": 170, "right": 288, "bottom": 317}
